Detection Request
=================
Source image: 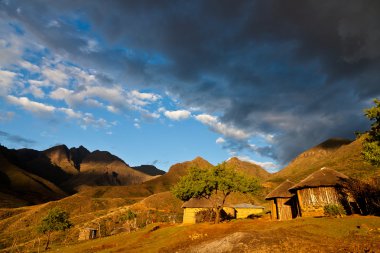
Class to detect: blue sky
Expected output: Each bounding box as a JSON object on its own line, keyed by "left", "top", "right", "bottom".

{"left": 0, "top": 1, "right": 379, "bottom": 172}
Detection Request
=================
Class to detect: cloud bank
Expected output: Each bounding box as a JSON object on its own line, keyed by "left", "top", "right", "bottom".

{"left": 1, "top": 0, "right": 380, "bottom": 166}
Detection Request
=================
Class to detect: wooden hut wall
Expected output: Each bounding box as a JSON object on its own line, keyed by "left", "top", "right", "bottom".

{"left": 276, "top": 198, "right": 294, "bottom": 220}
{"left": 297, "top": 186, "right": 341, "bottom": 216}
{"left": 270, "top": 200, "right": 277, "bottom": 220}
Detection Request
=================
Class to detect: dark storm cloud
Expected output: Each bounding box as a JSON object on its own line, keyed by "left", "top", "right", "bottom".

{"left": 2, "top": 0, "right": 380, "bottom": 166}
{"left": 0, "top": 130, "right": 36, "bottom": 146}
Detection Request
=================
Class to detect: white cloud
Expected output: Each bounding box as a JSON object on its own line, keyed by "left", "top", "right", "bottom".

{"left": 28, "top": 80, "right": 47, "bottom": 87}
{"left": 41, "top": 65, "right": 69, "bottom": 86}
{"left": 58, "top": 108, "right": 81, "bottom": 119}
{"left": 18, "top": 60, "right": 40, "bottom": 73}
{"left": 195, "top": 113, "right": 249, "bottom": 140}
{"left": 28, "top": 85, "right": 45, "bottom": 98}
{"left": 7, "top": 95, "right": 55, "bottom": 114}
{"left": 0, "top": 70, "right": 17, "bottom": 95}
{"left": 216, "top": 137, "right": 226, "bottom": 144}
{"left": 134, "top": 122, "right": 141, "bottom": 129}
{"left": 130, "top": 90, "right": 161, "bottom": 102}
{"left": 107, "top": 105, "right": 119, "bottom": 113}
{"left": 164, "top": 109, "right": 191, "bottom": 121}
{"left": 50, "top": 87, "right": 73, "bottom": 100}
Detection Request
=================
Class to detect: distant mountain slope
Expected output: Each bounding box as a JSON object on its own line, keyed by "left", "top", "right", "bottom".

{"left": 132, "top": 165, "right": 165, "bottom": 176}
{"left": 1, "top": 144, "right": 155, "bottom": 190}
{"left": 62, "top": 150, "right": 155, "bottom": 190}
{"left": 0, "top": 146, "right": 71, "bottom": 185}
{"left": 269, "top": 137, "right": 380, "bottom": 183}
{"left": 43, "top": 145, "right": 78, "bottom": 175}
{"left": 82, "top": 157, "right": 214, "bottom": 199}
{"left": 225, "top": 157, "right": 270, "bottom": 180}
{"left": 0, "top": 152, "right": 67, "bottom": 207}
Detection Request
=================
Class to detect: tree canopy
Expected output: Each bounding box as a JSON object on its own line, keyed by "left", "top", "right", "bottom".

{"left": 37, "top": 207, "right": 73, "bottom": 250}
{"left": 362, "top": 99, "right": 380, "bottom": 166}
{"left": 172, "top": 163, "right": 261, "bottom": 223}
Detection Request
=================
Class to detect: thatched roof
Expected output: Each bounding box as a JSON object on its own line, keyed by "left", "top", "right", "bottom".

{"left": 289, "top": 167, "right": 348, "bottom": 192}
{"left": 265, "top": 180, "right": 295, "bottom": 200}
{"left": 233, "top": 203, "right": 265, "bottom": 209}
{"left": 182, "top": 197, "right": 215, "bottom": 208}
{"left": 182, "top": 197, "right": 262, "bottom": 209}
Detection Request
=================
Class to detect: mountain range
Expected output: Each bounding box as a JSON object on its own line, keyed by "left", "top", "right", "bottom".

{"left": 0, "top": 137, "right": 379, "bottom": 208}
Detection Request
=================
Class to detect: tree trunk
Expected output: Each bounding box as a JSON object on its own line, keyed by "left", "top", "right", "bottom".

{"left": 44, "top": 232, "right": 51, "bottom": 251}
{"left": 215, "top": 207, "right": 222, "bottom": 224}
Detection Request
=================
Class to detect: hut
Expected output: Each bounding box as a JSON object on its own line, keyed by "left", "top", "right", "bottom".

{"left": 289, "top": 167, "right": 349, "bottom": 217}
{"left": 265, "top": 180, "right": 298, "bottom": 220}
{"left": 78, "top": 227, "right": 98, "bottom": 241}
{"left": 181, "top": 198, "right": 235, "bottom": 224}
{"left": 233, "top": 203, "right": 265, "bottom": 219}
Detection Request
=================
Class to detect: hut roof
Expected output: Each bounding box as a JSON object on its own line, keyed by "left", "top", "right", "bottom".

{"left": 289, "top": 167, "right": 348, "bottom": 192}
{"left": 233, "top": 203, "right": 265, "bottom": 209}
{"left": 265, "top": 180, "right": 295, "bottom": 200}
{"left": 181, "top": 197, "right": 261, "bottom": 209}
{"left": 181, "top": 197, "right": 215, "bottom": 208}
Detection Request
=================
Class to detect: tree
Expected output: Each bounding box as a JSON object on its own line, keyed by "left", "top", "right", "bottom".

{"left": 362, "top": 98, "right": 380, "bottom": 166}
{"left": 171, "top": 163, "right": 261, "bottom": 223}
{"left": 37, "top": 207, "right": 73, "bottom": 250}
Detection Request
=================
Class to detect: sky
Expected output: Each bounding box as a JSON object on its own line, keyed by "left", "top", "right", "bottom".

{"left": 0, "top": 1, "right": 379, "bottom": 172}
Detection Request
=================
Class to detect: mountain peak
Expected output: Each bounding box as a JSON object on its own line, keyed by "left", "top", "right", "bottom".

{"left": 313, "top": 138, "right": 352, "bottom": 151}
{"left": 225, "top": 157, "right": 270, "bottom": 179}
{"left": 83, "top": 150, "right": 125, "bottom": 164}
{"left": 44, "top": 144, "right": 69, "bottom": 153}
{"left": 191, "top": 156, "right": 209, "bottom": 163}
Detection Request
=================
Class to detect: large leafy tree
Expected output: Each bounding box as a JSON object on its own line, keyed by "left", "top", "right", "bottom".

{"left": 362, "top": 99, "right": 380, "bottom": 166}
{"left": 172, "top": 163, "right": 261, "bottom": 223}
{"left": 37, "top": 207, "right": 73, "bottom": 250}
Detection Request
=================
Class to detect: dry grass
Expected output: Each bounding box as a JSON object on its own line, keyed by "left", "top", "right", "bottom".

{"left": 35, "top": 215, "right": 380, "bottom": 253}
{"left": 269, "top": 137, "right": 380, "bottom": 185}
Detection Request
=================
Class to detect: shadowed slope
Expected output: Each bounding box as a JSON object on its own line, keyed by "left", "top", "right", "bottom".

{"left": 132, "top": 165, "right": 165, "bottom": 176}
{"left": 63, "top": 150, "right": 154, "bottom": 190}
{"left": 0, "top": 152, "right": 67, "bottom": 207}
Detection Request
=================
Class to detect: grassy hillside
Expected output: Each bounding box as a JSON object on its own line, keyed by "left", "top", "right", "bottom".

{"left": 269, "top": 137, "right": 380, "bottom": 184}
{"left": 13, "top": 216, "right": 380, "bottom": 253}
{"left": 225, "top": 157, "right": 270, "bottom": 180}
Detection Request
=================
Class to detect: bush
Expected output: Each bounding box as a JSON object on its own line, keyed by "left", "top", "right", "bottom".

{"left": 119, "top": 210, "right": 137, "bottom": 222}
{"left": 195, "top": 209, "right": 216, "bottom": 223}
{"left": 324, "top": 204, "right": 346, "bottom": 217}
{"left": 340, "top": 178, "right": 380, "bottom": 216}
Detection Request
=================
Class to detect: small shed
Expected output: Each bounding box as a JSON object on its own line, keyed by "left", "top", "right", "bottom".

{"left": 265, "top": 180, "right": 298, "bottom": 220}
{"left": 289, "top": 167, "right": 349, "bottom": 217}
{"left": 181, "top": 198, "right": 235, "bottom": 224}
{"left": 78, "top": 227, "right": 98, "bottom": 241}
{"left": 233, "top": 203, "right": 265, "bottom": 219}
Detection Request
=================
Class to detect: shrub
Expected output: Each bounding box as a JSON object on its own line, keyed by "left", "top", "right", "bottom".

{"left": 340, "top": 178, "right": 380, "bottom": 216}
{"left": 324, "top": 204, "right": 346, "bottom": 217}
{"left": 119, "top": 210, "right": 137, "bottom": 222}
{"left": 195, "top": 209, "right": 216, "bottom": 223}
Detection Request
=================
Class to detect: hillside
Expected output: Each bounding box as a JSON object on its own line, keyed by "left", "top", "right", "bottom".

{"left": 269, "top": 137, "right": 380, "bottom": 184}
{"left": 62, "top": 150, "right": 155, "bottom": 190}
{"left": 132, "top": 165, "right": 165, "bottom": 176}
{"left": 225, "top": 157, "right": 270, "bottom": 180}
{"left": 77, "top": 157, "right": 215, "bottom": 200}
{"left": 0, "top": 152, "right": 67, "bottom": 207}
{"left": 43, "top": 145, "right": 79, "bottom": 175}
{"left": 0, "top": 144, "right": 156, "bottom": 207}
